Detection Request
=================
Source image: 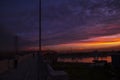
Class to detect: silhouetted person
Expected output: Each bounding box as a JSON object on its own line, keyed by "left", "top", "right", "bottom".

{"left": 14, "top": 58, "right": 18, "bottom": 68}
{"left": 33, "top": 53, "right": 35, "bottom": 57}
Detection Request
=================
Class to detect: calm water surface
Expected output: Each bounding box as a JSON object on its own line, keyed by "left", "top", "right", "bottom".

{"left": 57, "top": 56, "right": 111, "bottom": 63}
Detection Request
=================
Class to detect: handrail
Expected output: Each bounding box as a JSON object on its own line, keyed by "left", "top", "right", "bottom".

{"left": 0, "top": 53, "right": 33, "bottom": 75}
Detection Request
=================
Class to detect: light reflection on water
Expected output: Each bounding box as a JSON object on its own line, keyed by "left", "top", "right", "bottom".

{"left": 57, "top": 56, "right": 111, "bottom": 63}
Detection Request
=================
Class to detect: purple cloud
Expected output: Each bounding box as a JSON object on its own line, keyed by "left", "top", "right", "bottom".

{"left": 42, "top": 0, "right": 120, "bottom": 46}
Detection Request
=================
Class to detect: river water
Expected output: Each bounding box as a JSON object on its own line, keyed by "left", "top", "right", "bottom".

{"left": 57, "top": 56, "right": 111, "bottom": 63}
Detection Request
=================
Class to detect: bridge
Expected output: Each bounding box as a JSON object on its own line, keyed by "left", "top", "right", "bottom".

{"left": 0, "top": 53, "right": 68, "bottom": 80}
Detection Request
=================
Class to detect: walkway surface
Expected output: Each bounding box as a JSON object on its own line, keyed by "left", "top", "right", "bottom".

{"left": 0, "top": 54, "right": 48, "bottom": 80}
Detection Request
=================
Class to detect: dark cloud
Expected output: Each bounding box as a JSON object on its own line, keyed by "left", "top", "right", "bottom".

{"left": 41, "top": 0, "right": 120, "bottom": 46}
{"left": 0, "top": 0, "right": 39, "bottom": 51}
{"left": 0, "top": 26, "right": 14, "bottom": 51}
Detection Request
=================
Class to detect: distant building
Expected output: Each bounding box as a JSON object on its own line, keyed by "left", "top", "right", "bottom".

{"left": 111, "top": 54, "right": 120, "bottom": 68}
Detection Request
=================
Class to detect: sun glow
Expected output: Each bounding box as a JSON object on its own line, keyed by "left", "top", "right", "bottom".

{"left": 42, "top": 34, "right": 120, "bottom": 51}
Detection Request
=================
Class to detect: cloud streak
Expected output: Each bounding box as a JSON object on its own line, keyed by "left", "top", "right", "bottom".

{"left": 41, "top": 0, "right": 120, "bottom": 49}
{"left": 42, "top": 34, "right": 120, "bottom": 51}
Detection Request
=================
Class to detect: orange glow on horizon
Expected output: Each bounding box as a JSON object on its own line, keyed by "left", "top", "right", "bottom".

{"left": 42, "top": 34, "right": 120, "bottom": 51}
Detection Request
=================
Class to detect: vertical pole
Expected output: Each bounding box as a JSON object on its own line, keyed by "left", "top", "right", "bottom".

{"left": 39, "top": 0, "right": 41, "bottom": 78}
{"left": 15, "top": 35, "right": 18, "bottom": 55}
{"left": 37, "top": 52, "right": 40, "bottom": 80}
{"left": 14, "top": 35, "right": 18, "bottom": 68}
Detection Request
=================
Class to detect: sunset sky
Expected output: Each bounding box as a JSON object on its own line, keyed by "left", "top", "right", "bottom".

{"left": 0, "top": 0, "right": 39, "bottom": 51}
{"left": 41, "top": 0, "right": 120, "bottom": 52}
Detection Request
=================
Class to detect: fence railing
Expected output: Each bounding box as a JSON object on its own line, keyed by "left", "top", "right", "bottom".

{"left": 0, "top": 53, "right": 33, "bottom": 74}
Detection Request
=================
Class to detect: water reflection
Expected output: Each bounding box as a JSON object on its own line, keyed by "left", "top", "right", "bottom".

{"left": 57, "top": 56, "right": 111, "bottom": 63}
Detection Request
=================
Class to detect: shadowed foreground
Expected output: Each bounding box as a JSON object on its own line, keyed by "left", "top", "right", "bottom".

{"left": 0, "top": 53, "right": 68, "bottom": 80}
